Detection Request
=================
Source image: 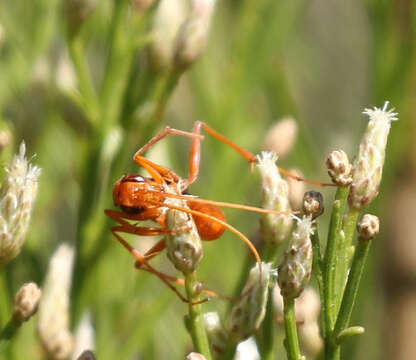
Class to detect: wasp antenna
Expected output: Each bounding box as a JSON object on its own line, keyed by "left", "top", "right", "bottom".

{"left": 277, "top": 167, "right": 336, "bottom": 187}
{"left": 147, "top": 191, "right": 296, "bottom": 216}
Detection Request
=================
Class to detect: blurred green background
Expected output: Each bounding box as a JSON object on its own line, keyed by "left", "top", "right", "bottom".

{"left": 0, "top": 0, "right": 415, "bottom": 359}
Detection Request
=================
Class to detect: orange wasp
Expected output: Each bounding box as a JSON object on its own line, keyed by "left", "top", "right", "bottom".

{"left": 105, "top": 121, "right": 328, "bottom": 303}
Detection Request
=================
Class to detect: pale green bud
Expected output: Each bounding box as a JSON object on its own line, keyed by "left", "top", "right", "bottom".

{"left": 257, "top": 151, "right": 293, "bottom": 246}
{"left": 349, "top": 102, "right": 398, "bottom": 209}
{"left": 203, "top": 312, "right": 228, "bottom": 357}
{"left": 37, "top": 244, "right": 74, "bottom": 360}
{"left": 226, "top": 262, "right": 272, "bottom": 342}
{"left": 174, "top": 0, "right": 216, "bottom": 70}
{"left": 278, "top": 216, "right": 313, "bottom": 299}
{"left": 0, "top": 142, "right": 41, "bottom": 265}
{"left": 165, "top": 191, "right": 203, "bottom": 274}
{"left": 151, "top": 0, "right": 188, "bottom": 70}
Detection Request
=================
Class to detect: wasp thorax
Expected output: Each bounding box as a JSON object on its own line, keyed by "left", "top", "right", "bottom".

{"left": 113, "top": 175, "right": 165, "bottom": 212}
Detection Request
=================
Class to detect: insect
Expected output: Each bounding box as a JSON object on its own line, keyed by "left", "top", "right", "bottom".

{"left": 105, "top": 121, "right": 328, "bottom": 303}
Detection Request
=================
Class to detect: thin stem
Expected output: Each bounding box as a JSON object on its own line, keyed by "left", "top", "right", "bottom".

{"left": 67, "top": 35, "right": 99, "bottom": 125}
{"left": 323, "top": 186, "right": 349, "bottom": 334}
{"left": 283, "top": 297, "right": 301, "bottom": 360}
{"left": 0, "top": 318, "right": 20, "bottom": 354}
{"left": 334, "top": 239, "right": 371, "bottom": 341}
{"left": 150, "top": 70, "right": 182, "bottom": 124}
{"left": 335, "top": 207, "right": 360, "bottom": 308}
{"left": 185, "top": 272, "right": 212, "bottom": 360}
{"left": 311, "top": 224, "right": 326, "bottom": 338}
{"left": 0, "top": 267, "right": 10, "bottom": 327}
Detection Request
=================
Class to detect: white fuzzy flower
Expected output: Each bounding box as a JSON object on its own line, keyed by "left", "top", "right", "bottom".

{"left": 37, "top": 244, "right": 74, "bottom": 360}
{"left": 257, "top": 151, "right": 293, "bottom": 246}
{"left": 349, "top": 101, "right": 398, "bottom": 209}
{"left": 0, "top": 142, "right": 41, "bottom": 265}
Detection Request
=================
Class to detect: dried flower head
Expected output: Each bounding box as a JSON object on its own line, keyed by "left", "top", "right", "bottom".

{"left": 151, "top": 0, "right": 188, "bottom": 70}
{"left": 203, "top": 312, "right": 228, "bottom": 357}
{"left": 278, "top": 215, "right": 313, "bottom": 299}
{"left": 349, "top": 102, "right": 398, "bottom": 209}
{"left": 326, "top": 150, "right": 352, "bottom": 186}
{"left": 257, "top": 151, "right": 293, "bottom": 246}
{"left": 0, "top": 142, "right": 41, "bottom": 265}
{"left": 76, "top": 351, "right": 96, "bottom": 360}
{"left": 72, "top": 312, "right": 95, "bottom": 360}
{"left": 174, "top": 0, "right": 216, "bottom": 70}
{"left": 263, "top": 117, "right": 298, "bottom": 159}
{"left": 302, "top": 191, "right": 324, "bottom": 219}
{"left": 13, "top": 282, "right": 42, "bottom": 322}
{"left": 165, "top": 191, "right": 203, "bottom": 274}
{"left": 226, "top": 262, "right": 272, "bottom": 343}
{"left": 357, "top": 214, "right": 379, "bottom": 241}
{"left": 37, "top": 244, "right": 74, "bottom": 360}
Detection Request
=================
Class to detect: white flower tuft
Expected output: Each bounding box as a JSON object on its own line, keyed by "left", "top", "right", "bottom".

{"left": 349, "top": 102, "right": 398, "bottom": 209}
{"left": 0, "top": 142, "right": 41, "bottom": 265}
{"left": 362, "top": 101, "right": 398, "bottom": 123}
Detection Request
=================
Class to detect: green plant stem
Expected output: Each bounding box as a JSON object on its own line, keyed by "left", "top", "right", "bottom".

{"left": 67, "top": 34, "right": 99, "bottom": 125}
{"left": 336, "top": 207, "right": 360, "bottom": 307}
{"left": 333, "top": 238, "right": 371, "bottom": 343}
{"left": 283, "top": 297, "right": 301, "bottom": 360}
{"left": 311, "top": 224, "right": 326, "bottom": 338}
{"left": 0, "top": 267, "right": 10, "bottom": 327}
{"left": 150, "top": 70, "right": 182, "bottom": 124}
{"left": 185, "top": 272, "right": 212, "bottom": 360}
{"left": 0, "top": 318, "right": 20, "bottom": 354}
{"left": 100, "top": 0, "right": 130, "bottom": 130}
{"left": 323, "top": 186, "right": 349, "bottom": 335}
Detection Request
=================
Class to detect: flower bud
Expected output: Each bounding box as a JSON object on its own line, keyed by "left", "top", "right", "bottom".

{"left": 0, "top": 142, "right": 41, "bottom": 265}
{"left": 278, "top": 216, "right": 313, "bottom": 299}
{"left": 151, "top": 0, "right": 188, "bottom": 70}
{"left": 72, "top": 312, "right": 95, "bottom": 360}
{"left": 76, "top": 351, "right": 96, "bottom": 360}
{"left": 349, "top": 102, "right": 398, "bottom": 209}
{"left": 165, "top": 194, "right": 203, "bottom": 274}
{"left": 263, "top": 117, "right": 298, "bottom": 159}
{"left": 357, "top": 214, "right": 379, "bottom": 241}
{"left": 203, "top": 312, "right": 228, "bottom": 357}
{"left": 326, "top": 150, "right": 352, "bottom": 186}
{"left": 186, "top": 353, "right": 206, "bottom": 360}
{"left": 13, "top": 282, "right": 41, "bottom": 322}
{"left": 302, "top": 191, "right": 324, "bottom": 219}
{"left": 257, "top": 151, "right": 293, "bottom": 246}
{"left": 226, "top": 262, "right": 272, "bottom": 343}
{"left": 174, "top": 0, "right": 216, "bottom": 71}
{"left": 37, "top": 244, "right": 74, "bottom": 360}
